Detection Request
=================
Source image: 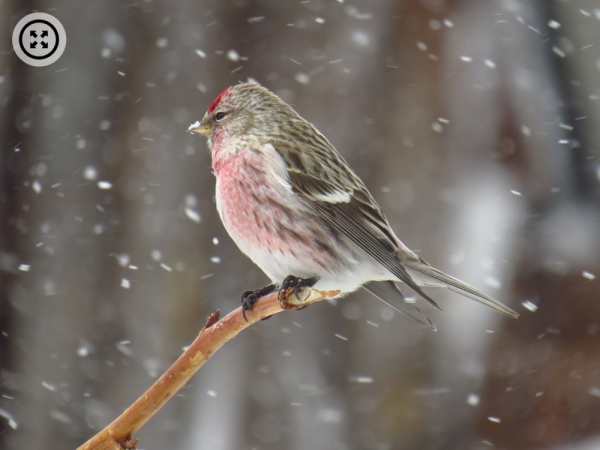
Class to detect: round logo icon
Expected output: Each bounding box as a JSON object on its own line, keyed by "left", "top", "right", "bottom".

{"left": 12, "top": 13, "right": 66, "bottom": 67}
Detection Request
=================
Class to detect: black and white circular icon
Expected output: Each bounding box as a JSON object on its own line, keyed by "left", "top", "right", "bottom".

{"left": 12, "top": 13, "right": 66, "bottom": 67}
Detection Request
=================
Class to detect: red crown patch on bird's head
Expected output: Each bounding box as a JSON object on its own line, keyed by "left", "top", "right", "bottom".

{"left": 207, "top": 87, "right": 231, "bottom": 114}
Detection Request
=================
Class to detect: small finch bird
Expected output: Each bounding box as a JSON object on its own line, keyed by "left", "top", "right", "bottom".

{"left": 188, "top": 82, "right": 518, "bottom": 329}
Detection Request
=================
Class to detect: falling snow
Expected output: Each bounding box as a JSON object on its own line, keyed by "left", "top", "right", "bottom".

{"left": 548, "top": 20, "right": 561, "bottom": 29}
{"left": 77, "top": 342, "right": 91, "bottom": 357}
{"left": 83, "top": 166, "right": 98, "bottom": 180}
{"left": 467, "top": 393, "right": 480, "bottom": 406}
{"left": 185, "top": 207, "right": 201, "bottom": 223}
{"left": 97, "top": 181, "right": 113, "bottom": 190}
{"left": 32, "top": 180, "right": 42, "bottom": 194}
{"left": 348, "top": 375, "right": 373, "bottom": 383}
{"left": 552, "top": 46, "right": 566, "bottom": 58}
{"left": 0, "top": 409, "right": 18, "bottom": 430}
{"left": 522, "top": 300, "right": 538, "bottom": 312}
{"left": 295, "top": 73, "right": 310, "bottom": 84}
{"left": 117, "top": 254, "right": 130, "bottom": 267}
{"left": 431, "top": 121, "right": 443, "bottom": 133}
{"left": 42, "top": 381, "right": 57, "bottom": 392}
{"left": 226, "top": 49, "right": 240, "bottom": 61}
{"left": 589, "top": 387, "right": 600, "bottom": 398}
{"left": 484, "top": 276, "right": 501, "bottom": 289}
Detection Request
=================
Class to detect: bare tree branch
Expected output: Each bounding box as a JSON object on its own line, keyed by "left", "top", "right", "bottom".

{"left": 77, "top": 287, "right": 340, "bottom": 450}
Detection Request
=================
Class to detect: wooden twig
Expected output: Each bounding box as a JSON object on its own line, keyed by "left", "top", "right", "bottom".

{"left": 77, "top": 287, "right": 340, "bottom": 450}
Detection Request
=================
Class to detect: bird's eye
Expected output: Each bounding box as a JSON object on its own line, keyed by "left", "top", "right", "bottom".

{"left": 215, "top": 112, "right": 226, "bottom": 121}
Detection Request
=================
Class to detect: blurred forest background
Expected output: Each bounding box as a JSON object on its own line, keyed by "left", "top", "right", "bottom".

{"left": 1, "top": 0, "right": 600, "bottom": 449}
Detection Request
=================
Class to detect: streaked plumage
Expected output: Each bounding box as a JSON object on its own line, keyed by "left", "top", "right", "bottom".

{"left": 189, "top": 82, "right": 518, "bottom": 329}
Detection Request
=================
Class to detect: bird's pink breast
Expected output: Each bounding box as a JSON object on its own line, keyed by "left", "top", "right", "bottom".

{"left": 215, "top": 152, "right": 288, "bottom": 254}
{"left": 213, "top": 147, "right": 339, "bottom": 278}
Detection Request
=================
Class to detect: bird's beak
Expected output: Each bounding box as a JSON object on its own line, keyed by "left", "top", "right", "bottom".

{"left": 187, "top": 116, "right": 211, "bottom": 136}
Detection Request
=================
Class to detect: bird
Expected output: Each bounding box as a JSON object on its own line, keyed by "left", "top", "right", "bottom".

{"left": 188, "top": 82, "right": 518, "bottom": 329}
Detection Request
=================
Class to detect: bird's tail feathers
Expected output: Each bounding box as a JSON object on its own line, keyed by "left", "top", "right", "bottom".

{"left": 403, "top": 260, "right": 519, "bottom": 318}
{"left": 363, "top": 281, "right": 437, "bottom": 331}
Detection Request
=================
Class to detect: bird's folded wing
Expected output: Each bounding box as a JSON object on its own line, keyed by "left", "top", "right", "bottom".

{"left": 272, "top": 140, "right": 441, "bottom": 310}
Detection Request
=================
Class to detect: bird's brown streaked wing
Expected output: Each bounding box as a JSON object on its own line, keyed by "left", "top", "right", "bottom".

{"left": 272, "top": 141, "right": 441, "bottom": 310}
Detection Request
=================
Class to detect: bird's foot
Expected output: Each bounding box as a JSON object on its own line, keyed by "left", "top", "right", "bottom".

{"left": 241, "top": 283, "right": 277, "bottom": 322}
{"left": 278, "top": 275, "right": 319, "bottom": 309}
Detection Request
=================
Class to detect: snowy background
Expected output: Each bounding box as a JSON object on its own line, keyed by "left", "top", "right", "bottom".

{"left": 1, "top": 0, "right": 600, "bottom": 449}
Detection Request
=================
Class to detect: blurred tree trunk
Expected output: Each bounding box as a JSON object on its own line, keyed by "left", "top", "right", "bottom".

{"left": 3, "top": 2, "right": 128, "bottom": 448}
{"left": 471, "top": 1, "right": 600, "bottom": 449}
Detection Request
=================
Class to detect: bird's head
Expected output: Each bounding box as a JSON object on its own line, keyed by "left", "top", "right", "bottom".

{"left": 188, "top": 82, "right": 297, "bottom": 145}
